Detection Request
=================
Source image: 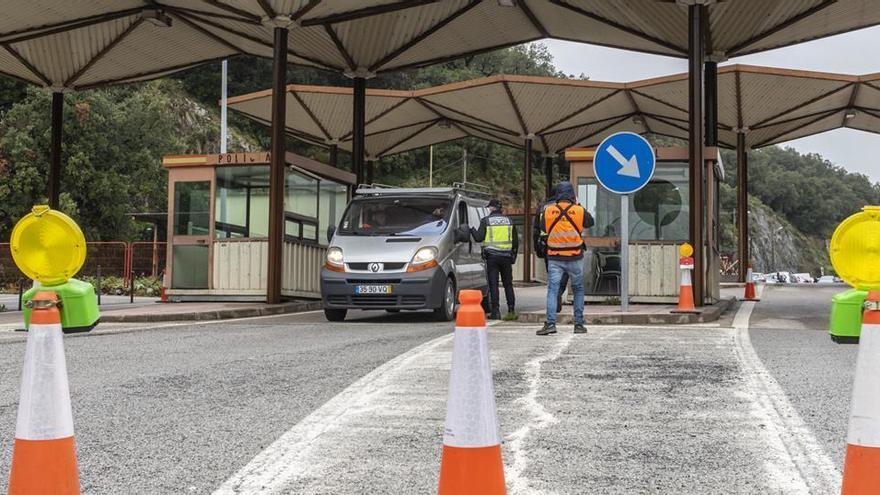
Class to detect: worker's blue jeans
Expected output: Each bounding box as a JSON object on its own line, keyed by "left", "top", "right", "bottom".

{"left": 546, "top": 258, "right": 584, "bottom": 325}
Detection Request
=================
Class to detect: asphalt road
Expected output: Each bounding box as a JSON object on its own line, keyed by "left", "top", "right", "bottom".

{"left": 748, "top": 284, "right": 859, "bottom": 470}
{"left": 0, "top": 285, "right": 862, "bottom": 494}
{"left": 0, "top": 309, "right": 451, "bottom": 494}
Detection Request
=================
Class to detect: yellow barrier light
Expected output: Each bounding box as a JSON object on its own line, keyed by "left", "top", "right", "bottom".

{"left": 679, "top": 242, "right": 694, "bottom": 258}
{"left": 10, "top": 205, "right": 86, "bottom": 286}
{"left": 830, "top": 206, "right": 880, "bottom": 291}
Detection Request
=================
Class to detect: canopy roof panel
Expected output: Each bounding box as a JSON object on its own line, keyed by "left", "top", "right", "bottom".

{"left": 229, "top": 64, "right": 880, "bottom": 159}
{"left": 4, "top": 1, "right": 880, "bottom": 91}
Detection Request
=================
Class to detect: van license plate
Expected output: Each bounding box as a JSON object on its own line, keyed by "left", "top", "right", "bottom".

{"left": 356, "top": 285, "right": 392, "bottom": 294}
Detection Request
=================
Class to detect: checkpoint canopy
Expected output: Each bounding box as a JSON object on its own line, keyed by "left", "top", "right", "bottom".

{"left": 3, "top": 1, "right": 879, "bottom": 89}
{"left": 228, "top": 65, "right": 880, "bottom": 158}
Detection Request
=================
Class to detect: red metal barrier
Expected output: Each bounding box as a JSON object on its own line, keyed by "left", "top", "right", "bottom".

{"left": 0, "top": 243, "right": 26, "bottom": 290}
{"left": 129, "top": 242, "right": 167, "bottom": 279}
{"left": 1, "top": 241, "right": 166, "bottom": 290}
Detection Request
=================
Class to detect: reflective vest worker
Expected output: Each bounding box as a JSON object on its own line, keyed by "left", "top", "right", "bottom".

{"left": 537, "top": 181, "right": 593, "bottom": 337}
{"left": 471, "top": 199, "right": 518, "bottom": 320}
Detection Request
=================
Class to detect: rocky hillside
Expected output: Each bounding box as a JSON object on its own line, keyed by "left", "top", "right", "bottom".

{"left": 748, "top": 196, "right": 829, "bottom": 275}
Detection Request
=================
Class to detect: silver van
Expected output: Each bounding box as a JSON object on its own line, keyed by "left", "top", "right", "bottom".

{"left": 321, "top": 184, "right": 490, "bottom": 321}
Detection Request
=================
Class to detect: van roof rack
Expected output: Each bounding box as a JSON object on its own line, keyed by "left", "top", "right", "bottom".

{"left": 452, "top": 181, "right": 491, "bottom": 197}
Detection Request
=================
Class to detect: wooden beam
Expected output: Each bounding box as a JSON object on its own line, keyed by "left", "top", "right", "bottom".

{"left": 628, "top": 88, "right": 689, "bottom": 115}
{"left": 302, "top": 0, "right": 440, "bottom": 26}
{"left": 324, "top": 25, "right": 356, "bottom": 71}
{"left": 203, "top": 1, "right": 264, "bottom": 22}
{"left": 2, "top": 44, "right": 51, "bottom": 86}
{"left": 728, "top": 0, "right": 837, "bottom": 56}
{"left": 557, "top": 114, "right": 632, "bottom": 151}
{"left": 291, "top": 0, "right": 321, "bottom": 22}
{"left": 750, "top": 82, "right": 853, "bottom": 128}
{"left": 255, "top": 0, "right": 277, "bottom": 19}
{"left": 375, "top": 121, "right": 437, "bottom": 157}
{"left": 64, "top": 18, "right": 144, "bottom": 87}
{"left": 0, "top": 7, "right": 143, "bottom": 44}
{"left": 548, "top": 0, "right": 688, "bottom": 56}
{"left": 502, "top": 80, "right": 529, "bottom": 135}
{"left": 535, "top": 89, "right": 621, "bottom": 135}
{"left": 843, "top": 83, "right": 861, "bottom": 127}
{"left": 289, "top": 89, "right": 334, "bottom": 141}
{"left": 625, "top": 88, "right": 651, "bottom": 134}
{"left": 519, "top": 0, "right": 549, "bottom": 37}
{"left": 341, "top": 97, "right": 410, "bottom": 140}
{"left": 368, "top": 0, "right": 480, "bottom": 73}
{"left": 735, "top": 69, "right": 743, "bottom": 129}
{"left": 754, "top": 110, "right": 838, "bottom": 148}
{"left": 417, "top": 97, "right": 520, "bottom": 135}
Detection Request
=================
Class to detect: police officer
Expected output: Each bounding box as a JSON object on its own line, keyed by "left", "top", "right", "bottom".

{"left": 471, "top": 198, "right": 518, "bottom": 320}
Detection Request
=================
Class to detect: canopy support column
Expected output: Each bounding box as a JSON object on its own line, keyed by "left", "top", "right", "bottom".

{"left": 523, "top": 137, "right": 533, "bottom": 282}
{"left": 267, "top": 25, "right": 288, "bottom": 305}
{"left": 352, "top": 77, "right": 366, "bottom": 185}
{"left": 704, "top": 61, "right": 718, "bottom": 147}
{"left": 543, "top": 155, "right": 553, "bottom": 199}
{"left": 329, "top": 144, "right": 338, "bottom": 167}
{"left": 688, "top": 3, "right": 706, "bottom": 307}
{"left": 366, "top": 159, "right": 374, "bottom": 185}
{"left": 736, "top": 132, "right": 749, "bottom": 282}
{"left": 49, "top": 92, "right": 63, "bottom": 209}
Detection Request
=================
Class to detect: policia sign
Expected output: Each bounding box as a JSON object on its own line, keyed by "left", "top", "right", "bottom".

{"left": 593, "top": 132, "right": 656, "bottom": 311}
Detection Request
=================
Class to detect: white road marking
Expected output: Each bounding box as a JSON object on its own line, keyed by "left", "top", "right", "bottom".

{"left": 733, "top": 297, "right": 841, "bottom": 493}
{"left": 506, "top": 332, "right": 573, "bottom": 495}
{"left": 212, "top": 327, "right": 466, "bottom": 494}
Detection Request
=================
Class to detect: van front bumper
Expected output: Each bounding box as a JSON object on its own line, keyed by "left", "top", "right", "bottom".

{"left": 321, "top": 267, "right": 448, "bottom": 310}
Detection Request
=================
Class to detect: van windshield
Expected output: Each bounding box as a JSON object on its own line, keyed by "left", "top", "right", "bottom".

{"left": 338, "top": 197, "right": 453, "bottom": 236}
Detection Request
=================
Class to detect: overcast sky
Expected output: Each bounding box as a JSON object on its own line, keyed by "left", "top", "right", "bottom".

{"left": 540, "top": 26, "right": 880, "bottom": 183}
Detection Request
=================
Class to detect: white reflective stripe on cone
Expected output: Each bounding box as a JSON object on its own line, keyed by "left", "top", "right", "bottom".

{"left": 681, "top": 270, "right": 692, "bottom": 287}
{"left": 443, "top": 327, "right": 500, "bottom": 448}
{"left": 848, "top": 323, "right": 880, "bottom": 448}
{"left": 15, "top": 323, "right": 74, "bottom": 441}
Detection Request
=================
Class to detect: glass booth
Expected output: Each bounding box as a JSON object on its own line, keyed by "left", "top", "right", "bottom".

{"left": 565, "top": 146, "right": 722, "bottom": 303}
{"left": 163, "top": 152, "right": 353, "bottom": 301}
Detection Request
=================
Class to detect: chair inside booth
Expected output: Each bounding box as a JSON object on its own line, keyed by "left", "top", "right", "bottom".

{"left": 577, "top": 162, "right": 689, "bottom": 295}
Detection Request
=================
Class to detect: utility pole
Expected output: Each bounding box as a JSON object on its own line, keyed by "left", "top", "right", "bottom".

{"left": 429, "top": 145, "right": 433, "bottom": 187}
{"left": 462, "top": 147, "right": 468, "bottom": 183}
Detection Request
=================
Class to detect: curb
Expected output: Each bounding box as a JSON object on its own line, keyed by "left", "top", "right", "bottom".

{"left": 99, "top": 301, "right": 324, "bottom": 323}
{"left": 517, "top": 296, "right": 736, "bottom": 325}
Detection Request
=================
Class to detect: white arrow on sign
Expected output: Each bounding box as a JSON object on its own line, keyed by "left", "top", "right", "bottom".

{"left": 606, "top": 145, "right": 640, "bottom": 178}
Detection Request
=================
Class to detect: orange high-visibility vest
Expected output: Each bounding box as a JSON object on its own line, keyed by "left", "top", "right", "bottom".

{"left": 543, "top": 201, "right": 586, "bottom": 257}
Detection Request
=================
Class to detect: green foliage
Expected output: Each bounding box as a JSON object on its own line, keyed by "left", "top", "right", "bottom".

{"left": 79, "top": 275, "right": 162, "bottom": 296}
{"left": 720, "top": 146, "right": 880, "bottom": 238}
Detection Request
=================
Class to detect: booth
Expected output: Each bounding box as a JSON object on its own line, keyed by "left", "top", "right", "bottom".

{"left": 162, "top": 151, "right": 353, "bottom": 301}
{"left": 566, "top": 146, "right": 723, "bottom": 304}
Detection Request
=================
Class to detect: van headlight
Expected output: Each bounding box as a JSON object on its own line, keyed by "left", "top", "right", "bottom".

{"left": 408, "top": 247, "right": 438, "bottom": 272}
{"left": 325, "top": 247, "right": 344, "bottom": 272}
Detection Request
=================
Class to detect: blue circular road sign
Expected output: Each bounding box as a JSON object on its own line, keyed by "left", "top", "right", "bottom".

{"left": 593, "top": 132, "right": 656, "bottom": 195}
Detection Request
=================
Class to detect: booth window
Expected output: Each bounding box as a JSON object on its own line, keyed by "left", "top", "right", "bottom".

{"left": 285, "top": 169, "right": 319, "bottom": 243}
{"left": 577, "top": 163, "right": 689, "bottom": 242}
{"left": 174, "top": 181, "right": 211, "bottom": 236}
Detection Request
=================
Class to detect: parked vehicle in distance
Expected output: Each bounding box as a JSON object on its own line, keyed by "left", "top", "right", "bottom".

{"left": 321, "top": 183, "right": 490, "bottom": 322}
{"left": 817, "top": 275, "right": 837, "bottom": 284}
{"left": 793, "top": 273, "right": 815, "bottom": 283}
{"left": 751, "top": 272, "right": 766, "bottom": 282}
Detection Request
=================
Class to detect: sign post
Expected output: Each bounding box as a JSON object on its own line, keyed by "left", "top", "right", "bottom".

{"left": 593, "top": 132, "right": 656, "bottom": 312}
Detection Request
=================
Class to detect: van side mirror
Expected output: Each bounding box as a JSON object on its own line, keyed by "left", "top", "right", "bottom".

{"left": 326, "top": 225, "right": 337, "bottom": 241}
{"left": 454, "top": 226, "right": 470, "bottom": 243}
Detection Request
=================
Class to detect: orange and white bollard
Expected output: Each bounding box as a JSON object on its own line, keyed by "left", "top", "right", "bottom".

{"left": 741, "top": 265, "right": 760, "bottom": 301}
{"left": 437, "top": 290, "right": 505, "bottom": 495}
{"left": 7, "top": 291, "right": 80, "bottom": 495}
{"left": 841, "top": 291, "right": 880, "bottom": 494}
{"left": 672, "top": 245, "right": 697, "bottom": 313}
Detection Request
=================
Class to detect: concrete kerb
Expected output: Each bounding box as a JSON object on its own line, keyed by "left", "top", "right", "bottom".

{"left": 517, "top": 296, "right": 736, "bottom": 325}
{"left": 99, "top": 301, "right": 324, "bottom": 323}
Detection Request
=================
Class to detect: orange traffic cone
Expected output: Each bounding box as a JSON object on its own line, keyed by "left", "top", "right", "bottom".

{"left": 7, "top": 291, "right": 80, "bottom": 495}
{"left": 437, "top": 290, "right": 505, "bottom": 495}
{"left": 672, "top": 259, "right": 698, "bottom": 314}
{"left": 741, "top": 265, "right": 760, "bottom": 301}
{"left": 841, "top": 291, "right": 880, "bottom": 494}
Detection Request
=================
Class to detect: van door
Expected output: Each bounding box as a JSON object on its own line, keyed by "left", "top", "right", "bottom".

{"left": 469, "top": 204, "right": 489, "bottom": 289}
{"left": 454, "top": 200, "right": 477, "bottom": 288}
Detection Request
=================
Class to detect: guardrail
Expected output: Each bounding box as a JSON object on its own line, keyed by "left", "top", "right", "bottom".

{"left": 0, "top": 241, "right": 167, "bottom": 291}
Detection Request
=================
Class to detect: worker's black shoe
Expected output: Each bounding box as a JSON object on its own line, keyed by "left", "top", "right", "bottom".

{"left": 536, "top": 323, "right": 557, "bottom": 336}
{"left": 488, "top": 312, "right": 501, "bottom": 320}
{"left": 573, "top": 323, "right": 588, "bottom": 334}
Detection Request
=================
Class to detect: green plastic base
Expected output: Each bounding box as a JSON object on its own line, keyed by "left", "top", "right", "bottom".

{"left": 23, "top": 278, "right": 100, "bottom": 333}
{"left": 829, "top": 288, "right": 867, "bottom": 343}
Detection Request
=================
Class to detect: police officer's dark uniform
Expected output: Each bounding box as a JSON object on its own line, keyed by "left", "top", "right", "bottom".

{"left": 471, "top": 199, "right": 518, "bottom": 320}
